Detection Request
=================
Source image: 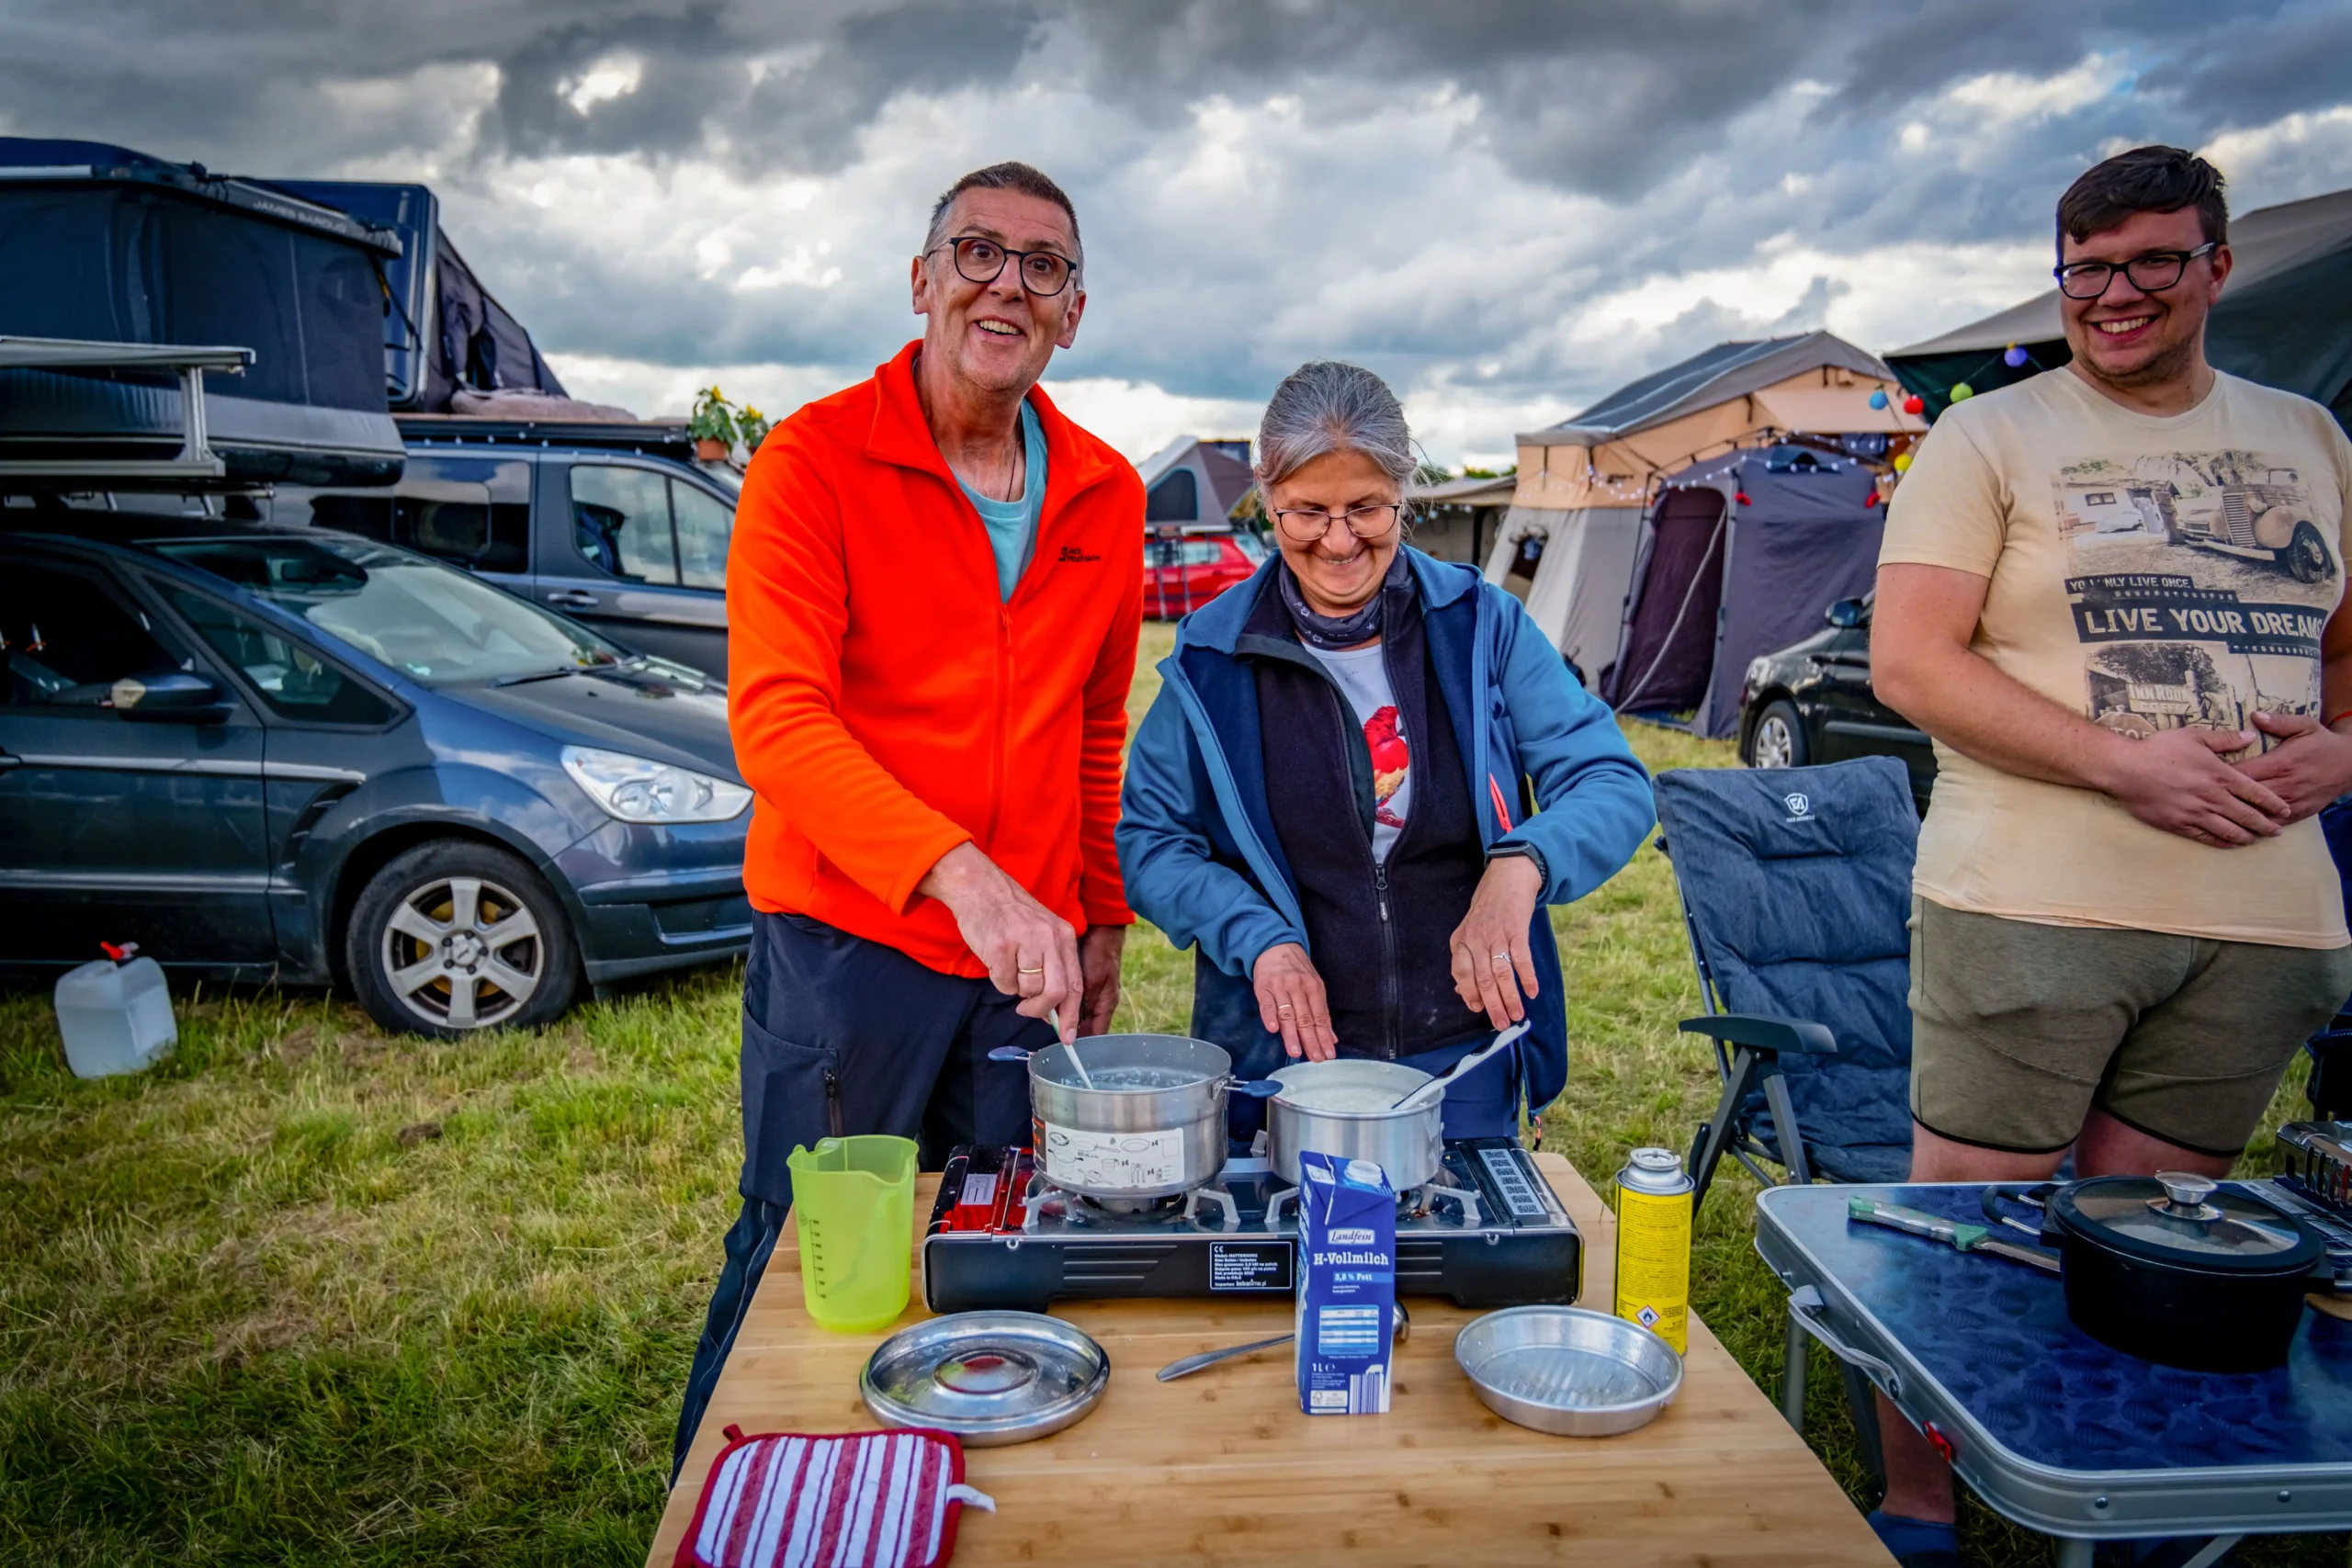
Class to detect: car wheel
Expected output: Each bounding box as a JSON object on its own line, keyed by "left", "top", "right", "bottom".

{"left": 1746, "top": 699, "right": 1808, "bottom": 770}
{"left": 2280, "top": 521, "right": 2334, "bottom": 584}
{"left": 346, "top": 840, "right": 581, "bottom": 1037}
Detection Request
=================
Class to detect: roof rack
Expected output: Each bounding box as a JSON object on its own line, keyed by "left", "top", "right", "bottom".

{"left": 395, "top": 413, "right": 696, "bottom": 458}
{"left": 0, "top": 336, "right": 253, "bottom": 484}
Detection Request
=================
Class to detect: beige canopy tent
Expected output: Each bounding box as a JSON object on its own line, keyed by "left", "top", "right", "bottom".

{"left": 1486, "top": 332, "right": 1922, "bottom": 683}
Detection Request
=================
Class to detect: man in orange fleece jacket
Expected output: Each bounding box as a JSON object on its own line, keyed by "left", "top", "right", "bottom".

{"left": 674, "top": 163, "right": 1143, "bottom": 1472}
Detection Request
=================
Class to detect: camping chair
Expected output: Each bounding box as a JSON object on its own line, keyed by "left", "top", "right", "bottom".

{"left": 1654, "top": 756, "right": 1918, "bottom": 1466}
{"left": 1655, "top": 757, "right": 1918, "bottom": 1213}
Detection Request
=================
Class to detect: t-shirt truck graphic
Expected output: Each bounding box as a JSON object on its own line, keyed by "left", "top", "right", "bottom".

{"left": 2156, "top": 467, "right": 2336, "bottom": 584}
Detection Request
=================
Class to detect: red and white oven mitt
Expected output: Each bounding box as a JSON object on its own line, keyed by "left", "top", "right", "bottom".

{"left": 674, "top": 1426, "right": 995, "bottom": 1568}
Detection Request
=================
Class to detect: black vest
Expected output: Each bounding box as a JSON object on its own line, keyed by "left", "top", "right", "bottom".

{"left": 1247, "top": 578, "right": 1488, "bottom": 1060}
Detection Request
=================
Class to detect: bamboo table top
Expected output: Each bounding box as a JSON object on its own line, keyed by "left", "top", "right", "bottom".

{"left": 649, "top": 1153, "right": 1894, "bottom": 1566}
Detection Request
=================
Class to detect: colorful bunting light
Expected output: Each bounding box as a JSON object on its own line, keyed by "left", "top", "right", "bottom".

{"left": 1892, "top": 452, "right": 1913, "bottom": 473}
{"left": 1868, "top": 389, "right": 1888, "bottom": 411}
{"left": 2003, "top": 344, "right": 2030, "bottom": 368}
{"left": 1902, "top": 394, "right": 1925, "bottom": 416}
{"left": 1949, "top": 382, "right": 1974, "bottom": 401}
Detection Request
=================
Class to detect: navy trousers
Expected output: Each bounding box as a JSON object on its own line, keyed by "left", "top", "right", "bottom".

{"left": 671, "top": 911, "right": 1046, "bottom": 1478}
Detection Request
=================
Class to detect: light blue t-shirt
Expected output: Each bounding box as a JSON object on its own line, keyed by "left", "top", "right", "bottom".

{"left": 956, "top": 399, "right": 1047, "bottom": 603}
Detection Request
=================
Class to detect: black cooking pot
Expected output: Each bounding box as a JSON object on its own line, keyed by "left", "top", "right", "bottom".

{"left": 1984, "top": 1172, "right": 2330, "bottom": 1374}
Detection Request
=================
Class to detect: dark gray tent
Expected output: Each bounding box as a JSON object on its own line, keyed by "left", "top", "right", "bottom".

{"left": 1888, "top": 186, "right": 2352, "bottom": 429}
{"left": 267, "top": 180, "right": 570, "bottom": 412}
{"left": 1601, "top": 446, "right": 1884, "bottom": 739}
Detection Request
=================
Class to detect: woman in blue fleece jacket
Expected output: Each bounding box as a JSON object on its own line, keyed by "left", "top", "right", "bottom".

{"left": 1116, "top": 362, "right": 1656, "bottom": 1140}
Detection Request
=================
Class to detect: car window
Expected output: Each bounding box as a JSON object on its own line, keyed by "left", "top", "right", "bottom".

{"left": 150, "top": 536, "right": 628, "bottom": 688}
{"left": 161, "top": 584, "right": 397, "bottom": 726}
{"left": 672, "top": 479, "right": 733, "bottom": 592}
{"left": 570, "top": 465, "right": 677, "bottom": 584}
{"left": 0, "top": 558, "right": 187, "bottom": 710}
{"left": 1233, "top": 531, "right": 1267, "bottom": 563}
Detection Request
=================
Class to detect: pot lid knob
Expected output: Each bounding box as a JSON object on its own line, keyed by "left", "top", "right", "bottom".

{"left": 2154, "top": 1170, "right": 2219, "bottom": 1213}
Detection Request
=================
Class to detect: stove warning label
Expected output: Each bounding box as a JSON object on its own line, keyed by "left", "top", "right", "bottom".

{"left": 1038, "top": 1123, "right": 1186, "bottom": 1190}
{"left": 1209, "top": 1242, "right": 1293, "bottom": 1291}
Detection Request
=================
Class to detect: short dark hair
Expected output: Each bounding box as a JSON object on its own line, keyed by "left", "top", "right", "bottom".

{"left": 923, "top": 162, "right": 1083, "bottom": 276}
{"left": 2057, "top": 145, "right": 2228, "bottom": 256}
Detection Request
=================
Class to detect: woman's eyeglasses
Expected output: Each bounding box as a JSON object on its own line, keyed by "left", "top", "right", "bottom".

{"left": 2054, "top": 242, "right": 2217, "bottom": 300}
{"left": 1269, "top": 502, "right": 1406, "bottom": 544}
{"left": 928, "top": 235, "right": 1078, "bottom": 297}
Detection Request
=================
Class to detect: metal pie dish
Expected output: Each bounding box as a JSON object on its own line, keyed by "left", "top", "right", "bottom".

{"left": 860, "top": 1311, "right": 1109, "bottom": 1446}
{"left": 1454, "top": 1306, "right": 1683, "bottom": 1437}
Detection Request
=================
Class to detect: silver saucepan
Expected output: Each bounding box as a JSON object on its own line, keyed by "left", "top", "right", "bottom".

{"left": 1267, "top": 1058, "right": 1442, "bottom": 1190}
{"left": 1005, "top": 1033, "right": 1233, "bottom": 1207}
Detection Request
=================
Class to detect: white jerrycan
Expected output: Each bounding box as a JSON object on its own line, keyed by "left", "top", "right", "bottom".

{"left": 53, "top": 942, "right": 177, "bottom": 1077}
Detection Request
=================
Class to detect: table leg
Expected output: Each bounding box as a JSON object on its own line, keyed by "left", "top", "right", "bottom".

{"left": 2054, "top": 1538, "right": 2094, "bottom": 1568}
{"left": 2177, "top": 1538, "right": 2242, "bottom": 1568}
{"left": 1782, "top": 1309, "right": 1809, "bottom": 1432}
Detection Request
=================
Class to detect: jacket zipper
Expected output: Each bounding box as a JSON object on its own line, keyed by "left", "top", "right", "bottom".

{"left": 1374, "top": 858, "right": 1400, "bottom": 1060}
{"left": 981, "top": 604, "right": 1012, "bottom": 852}
{"left": 822, "top": 1068, "right": 844, "bottom": 1138}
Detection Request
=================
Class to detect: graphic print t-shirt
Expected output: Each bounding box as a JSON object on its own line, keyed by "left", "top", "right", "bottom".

{"left": 1880, "top": 368, "right": 2351, "bottom": 947}
{"left": 1305, "top": 641, "right": 1411, "bottom": 862}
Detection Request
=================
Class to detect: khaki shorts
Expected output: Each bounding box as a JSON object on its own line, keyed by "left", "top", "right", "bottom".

{"left": 1908, "top": 897, "right": 2352, "bottom": 1157}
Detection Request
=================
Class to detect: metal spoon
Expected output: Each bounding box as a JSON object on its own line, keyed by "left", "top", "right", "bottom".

{"left": 1386, "top": 1020, "right": 1531, "bottom": 1111}
{"left": 1156, "top": 1303, "right": 1410, "bottom": 1382}
{"left": 985, "top": 1044, "right": 1283, "bottom": 1099}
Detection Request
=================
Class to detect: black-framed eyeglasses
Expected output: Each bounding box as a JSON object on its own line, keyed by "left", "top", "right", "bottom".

{"left": 2054, "top": 241, "right": 2218, "bottom": 300}
{"left": 927, "top": 235, "right": 1078, "bottom": 297}
{"left": 1268, "top": 502, "right": 1406, "bottom": 544}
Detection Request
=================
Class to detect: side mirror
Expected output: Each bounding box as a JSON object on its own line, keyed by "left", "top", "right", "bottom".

{"left": 1824, "top": 598, "right": 1869, "bottom": 629}
{"left": 112, "top": 670, "right": 233, "bottom": 724}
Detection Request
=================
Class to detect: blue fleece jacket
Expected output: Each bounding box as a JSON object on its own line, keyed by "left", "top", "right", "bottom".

{"left": 1117, "top": 548, "right": 1656, "bottom": 1113}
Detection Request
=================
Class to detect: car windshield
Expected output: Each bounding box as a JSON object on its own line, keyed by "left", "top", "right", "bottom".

{"left": 149, "top": 535, "right": 628, "bottom": 686}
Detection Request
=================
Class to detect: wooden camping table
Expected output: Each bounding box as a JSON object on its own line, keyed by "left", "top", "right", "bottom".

{"left": 648, "top": 1154, "right": 1894, "bottom": 1567}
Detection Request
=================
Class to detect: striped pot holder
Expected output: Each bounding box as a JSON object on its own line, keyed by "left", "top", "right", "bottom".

{"left": 675, "top": 1426, "right": 995, "bottom": 1568}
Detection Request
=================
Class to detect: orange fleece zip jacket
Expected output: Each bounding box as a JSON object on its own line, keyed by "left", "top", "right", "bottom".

{"left": 727, "top": 341, "right": 1145, "bottom": 976}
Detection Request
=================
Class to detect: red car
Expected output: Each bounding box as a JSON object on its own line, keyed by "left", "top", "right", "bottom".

{"left": 1142, "top": 527, "right": 1265, "bottom": 618}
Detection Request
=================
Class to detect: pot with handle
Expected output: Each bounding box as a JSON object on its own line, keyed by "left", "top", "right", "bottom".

{"left": 1267, "top": 1059, "right": 1442, "bottom": 1190}
{"left": 1012, "top": 1033, "right": 1233, "bottom": 1207}
{"left": 1984, "top": 1171, "right": 2333, "bottom": 1373}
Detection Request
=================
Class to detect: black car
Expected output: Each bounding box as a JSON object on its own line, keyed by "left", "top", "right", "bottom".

{"left": 1735, "top": 594, "right": 1936, "bottom": 810}
{"left": 1, "top": 502, "right": 752, "bottom": 1036}
{"left": 266, "top": 417, "right": 740, "bottom": 680}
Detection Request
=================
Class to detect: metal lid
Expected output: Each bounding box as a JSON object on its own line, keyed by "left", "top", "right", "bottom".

{"left": 860, "top": 1312, "right": 1109, "bottom": 1446}
{"left": 2053, "top": 1173, "right": 2324, "bottom": 1274}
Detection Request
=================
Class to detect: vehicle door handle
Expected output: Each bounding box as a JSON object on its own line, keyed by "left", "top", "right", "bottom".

{"left": 545, "top": 590, "right": 600, "bottom": 609}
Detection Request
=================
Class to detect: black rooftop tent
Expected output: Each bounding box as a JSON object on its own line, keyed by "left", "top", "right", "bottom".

{"left": 267, "top": 180, "right": 570, "bottom": 412}
{"left": 1601, "top": 446, "right": 1884, "bottom": 739}
{"left": 1887, "top": 186, "right": 2352, "bottom": 429}
{"left": 0, "top": 137, "right": 404, "bottom": 486}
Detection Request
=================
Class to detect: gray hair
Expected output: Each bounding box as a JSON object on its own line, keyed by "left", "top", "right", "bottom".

{"left": 922, "top": 161, "right": 1084, "bottom": 277}
{"left": 1255, "top": 361, "right": 1415, "bottom": 490}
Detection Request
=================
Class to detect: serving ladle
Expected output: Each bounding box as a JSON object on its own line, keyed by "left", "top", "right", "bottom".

{"left": 1156, "top": 1303, "right": 1411, "bottom": 1382}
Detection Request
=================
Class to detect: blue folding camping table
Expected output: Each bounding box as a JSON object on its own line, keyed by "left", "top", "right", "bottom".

{"left": 1755, "top": 1181, "right": 2352, "bottom": 1567}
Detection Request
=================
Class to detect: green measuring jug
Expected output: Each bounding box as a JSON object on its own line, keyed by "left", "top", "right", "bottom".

{"left": 786, "top": 1135, "right": 916, "bottom": 1331}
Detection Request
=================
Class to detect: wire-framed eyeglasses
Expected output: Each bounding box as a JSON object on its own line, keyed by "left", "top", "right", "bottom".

{"left": 2054, "top": 241, "right": 2218, "bottom": 300}
{"left": 1268, "top": 502, "right": 1407, "bottom": 545}
{"left": 927, "top": 235, "right": 1078, "bottom": 297}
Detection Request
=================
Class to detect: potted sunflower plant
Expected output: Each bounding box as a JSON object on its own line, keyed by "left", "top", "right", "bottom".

{"left": 689, "top": 386, "right": 740, "bottom": 462}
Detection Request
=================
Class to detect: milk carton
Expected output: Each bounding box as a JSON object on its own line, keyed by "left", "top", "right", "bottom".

{"left": 1295, "top": 1152, "right": 1396, "bottom": 1416}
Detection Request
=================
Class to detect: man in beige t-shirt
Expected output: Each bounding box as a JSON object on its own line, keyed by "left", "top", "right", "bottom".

{"left": 1865, "top": 145, "right": 2352, "bottom": 1558}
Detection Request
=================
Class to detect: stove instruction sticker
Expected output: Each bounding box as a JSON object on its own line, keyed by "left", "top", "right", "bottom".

{"left": 1209, "top": 1242, "right": 1292, "bottom": 1291}
{"left": 1038, "top": 1123, "right": 1186, "bottom": 1190}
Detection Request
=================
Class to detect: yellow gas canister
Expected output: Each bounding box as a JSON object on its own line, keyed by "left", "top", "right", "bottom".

{"left": 1611, "top": 1146, "right": 1692, "bottom": 1354}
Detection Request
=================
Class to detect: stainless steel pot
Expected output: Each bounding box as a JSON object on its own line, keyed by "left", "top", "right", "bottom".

{"left": 1026, "top": 1033, "right": 1231, "bottom": 1206}
{"left": 1267, "top": 1058, "right": 1442, "bottom": 1190}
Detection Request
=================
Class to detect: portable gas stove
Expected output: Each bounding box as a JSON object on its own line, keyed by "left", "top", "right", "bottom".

{"left": 922, "top": 1136, "right": 1581, "bottom": 1314}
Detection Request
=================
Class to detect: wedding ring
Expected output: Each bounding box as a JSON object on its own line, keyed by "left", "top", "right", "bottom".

{"left": 1276, "top": 1003, "right": 1295, "bottom": 1013}
{"left": 1017, "top": 965, "right": 1045, "bottom": 975}
{"left": 1490, "top": 952, "right": 1511, "bottom": 964}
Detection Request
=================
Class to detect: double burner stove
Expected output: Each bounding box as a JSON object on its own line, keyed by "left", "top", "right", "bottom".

{"left": 922, "top": 1136, "right": 1581, "bottom": 1314}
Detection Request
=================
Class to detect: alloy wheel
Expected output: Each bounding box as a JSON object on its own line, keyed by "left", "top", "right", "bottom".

{"left": 1753, "top": 713, "right": 1797, "bottom": 770}
{"left": 379, "top": 874, "right": 543, "bottom": 1029}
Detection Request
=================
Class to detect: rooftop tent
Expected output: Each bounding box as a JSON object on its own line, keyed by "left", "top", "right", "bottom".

{"left": 266, "top": 179, "right": 570, "bottom": 412}
{"left": 1136, "top": 434, "right": 1256, "bottom": 526}
{"left": 0, "top": 138, "right": 404, "bottom": 486}
{"left": 1601, "top": 444, "right": 1884, "bottom": 739}
{"left": 1887, "top": 186, "right": 2352, "bottom": 427}
{"left": 1493, "top": 332, "right": 1920, "bottom": 686}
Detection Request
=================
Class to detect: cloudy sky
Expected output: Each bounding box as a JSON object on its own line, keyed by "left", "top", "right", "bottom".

{"left": 6, "top": 1, "right": 2351, "bottom": 466}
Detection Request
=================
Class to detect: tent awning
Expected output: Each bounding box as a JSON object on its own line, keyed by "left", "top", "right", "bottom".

{"left": 1751, "top": 384, "right": 1925, "bottom": 435}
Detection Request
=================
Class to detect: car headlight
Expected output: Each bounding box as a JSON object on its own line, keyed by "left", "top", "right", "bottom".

{"left": 561, "top": 746, "right": 752, "bottom": 824}
{"left": 1745, "top": 657, "right": 1772, "bottom": 689}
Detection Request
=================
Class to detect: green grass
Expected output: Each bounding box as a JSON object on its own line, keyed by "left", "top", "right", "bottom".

{"left": 2, "top": 633, "right": 2343, "bottom": 1565}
